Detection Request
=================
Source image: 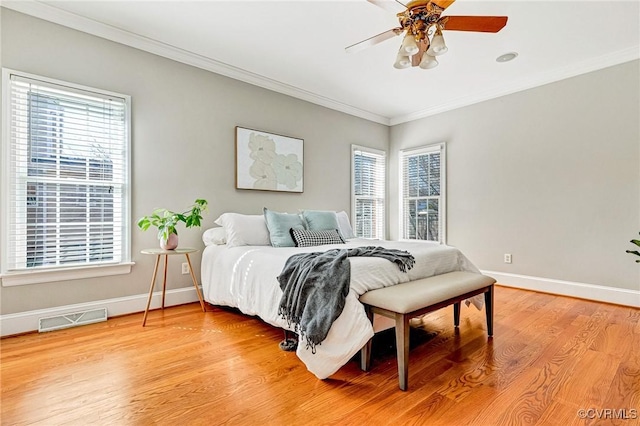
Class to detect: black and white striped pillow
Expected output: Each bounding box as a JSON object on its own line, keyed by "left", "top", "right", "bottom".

{"left": 289, "top": 228, "right": 345, "bottom": 247}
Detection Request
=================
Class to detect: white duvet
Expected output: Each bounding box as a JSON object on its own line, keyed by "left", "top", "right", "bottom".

{"left": 201, "top": 238, "right": 480, "bottom": 379}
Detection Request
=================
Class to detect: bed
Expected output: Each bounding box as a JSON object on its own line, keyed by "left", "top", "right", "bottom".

{"left": 201, "top": 211, "right": 481, "bottom": 379}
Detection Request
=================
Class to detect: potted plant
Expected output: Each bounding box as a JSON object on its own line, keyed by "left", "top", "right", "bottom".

{"left": 627, "top": 232, "right": 640, "bottom": 263}
{"left": 137, "top": 199, "right": 208, "bottom": 249}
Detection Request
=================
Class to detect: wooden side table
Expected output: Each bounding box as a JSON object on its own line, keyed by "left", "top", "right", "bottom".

{"left": 141, "top": 247, "right": 206, "bottom": 326}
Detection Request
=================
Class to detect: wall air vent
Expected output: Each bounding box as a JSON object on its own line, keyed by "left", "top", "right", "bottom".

{"left": 38, "top": 308, "right": 108, "bottom": 333}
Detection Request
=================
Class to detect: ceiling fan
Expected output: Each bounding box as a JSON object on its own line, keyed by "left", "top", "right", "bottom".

{"left": 346, "top": 0, "right": 508, "bottom": 70}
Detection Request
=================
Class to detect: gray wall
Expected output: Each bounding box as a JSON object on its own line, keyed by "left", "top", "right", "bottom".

{"left": 2, "top": 8, "right": 637, "bottom": 318}
{"left": 390, "top": 60, "right": 640, "bottom": 291}
{"left": 0, "top": 9, "right": 389, "bottom": 314}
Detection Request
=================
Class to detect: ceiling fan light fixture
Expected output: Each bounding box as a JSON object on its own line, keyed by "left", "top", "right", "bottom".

{"left": 426, "top": 29, "right": 448, "bottom": 56}
{"left": 393, "top": 51, "right": 412, "bottom": 69}
{"left": 346, "top": 2, "right": 509, "bottom": 70}
{"left": 400, "top": 32, "right": 419, "bottom": 56}
{"left": 419, "top": 53, "right": 439, "bottom": 69}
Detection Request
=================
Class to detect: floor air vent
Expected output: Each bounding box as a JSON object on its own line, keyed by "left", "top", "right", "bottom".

{"left": 38, "top": 307, "right": 108, "bottom": 332}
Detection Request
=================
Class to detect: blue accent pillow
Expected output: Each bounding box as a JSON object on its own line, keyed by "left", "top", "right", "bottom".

{"left": 263, "top": 208, "right": 305, "bottom": 247}
{"left": 301, "top": 210, "right": 340, "bottom": 231}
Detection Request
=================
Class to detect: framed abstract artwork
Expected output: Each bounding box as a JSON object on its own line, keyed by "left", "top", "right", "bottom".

{"left": 235, "top": 127, "right": 304, "bottom": 193}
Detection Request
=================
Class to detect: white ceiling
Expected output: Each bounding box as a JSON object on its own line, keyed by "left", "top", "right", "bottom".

{"left": 5, "top": 0, "right": 640, "bottom": 125}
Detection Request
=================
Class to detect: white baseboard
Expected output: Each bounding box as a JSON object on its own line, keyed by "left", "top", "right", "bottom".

{"left": 481, "top": 270, "right": 640, "bottom": 308}
{"left": 3, "top": 273, "right": 637, "bottom": 337}
{"left": 0, "top": 286, "right": 201, "bottom": 337}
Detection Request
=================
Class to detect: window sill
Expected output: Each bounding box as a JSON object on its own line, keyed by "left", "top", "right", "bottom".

{"left": 398, "top": 238, "right": 444, "bottom": 245}
{"left": 1, "top": 262, "right": 135, "bottom": 287}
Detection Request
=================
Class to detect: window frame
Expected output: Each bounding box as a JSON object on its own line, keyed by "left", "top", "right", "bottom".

{"left": 351, "top": 144, "right": 386, "bottom": 239}
{"left": 398, "top": 142, "right": 447, "bottom": 244}
{"left": 1, "top": 68, "right": 133, "bottom": 286}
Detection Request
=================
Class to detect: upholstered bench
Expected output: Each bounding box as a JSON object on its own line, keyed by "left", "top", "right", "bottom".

{"left": 359, "top": 271, "right": 496, "bottom": 391}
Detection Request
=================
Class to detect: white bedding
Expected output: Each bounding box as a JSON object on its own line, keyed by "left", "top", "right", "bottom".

{"left": 201, "top": 238, "right": 480, "bottom": 379}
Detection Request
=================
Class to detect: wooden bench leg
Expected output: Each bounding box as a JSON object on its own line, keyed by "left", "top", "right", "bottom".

{"left": 395, "top": 313, "right": 410, "bottom": 391}
{"left": 485, "top": 285, "right": 494, "bottom": 336}
{"left": 361, "top": 306, "right": 374, "bottom": 371}
{"left": 453, "top": 302, "right": 460, "bottom": 327}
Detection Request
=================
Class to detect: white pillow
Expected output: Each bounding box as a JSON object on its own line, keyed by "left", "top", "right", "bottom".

{"left": 336, "top": 211, "right": 355, "bottom": 239}
{"left": 202, "top": 227, "right": 226, "bottom": 246}
{"left": 214, "top": 213, "right": 271, "bottom": 248}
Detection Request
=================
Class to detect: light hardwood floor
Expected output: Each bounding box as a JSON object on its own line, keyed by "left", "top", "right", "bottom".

{"left": 1, "top": 286, "right": 639, "bottom": 425}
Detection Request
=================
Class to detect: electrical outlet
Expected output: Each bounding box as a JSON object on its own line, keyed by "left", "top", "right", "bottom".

{"left": 181, "top": 262, "right": 190, "bottom": 275}
{"left": 504, "top": 254, "right": 512, "bottom": 264}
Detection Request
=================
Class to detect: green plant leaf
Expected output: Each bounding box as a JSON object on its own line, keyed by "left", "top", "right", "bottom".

{"left": 138, "top": 199, "right": 208, "bottom": 238}
{"left": 137, "top": 217, "right": 150, "bottom": 230}
{"left": 626, "top": 250, "right": 640, "bottom": 257}
{"left": 630, "top": 239, "right": 640, "bottom": 247}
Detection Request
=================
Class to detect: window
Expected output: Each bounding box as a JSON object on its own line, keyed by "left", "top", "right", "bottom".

{"left": 352, "top": 145, "right": 385, "bottom": 239}
{"left": 1, "top": 70, "right": 131, "bottom": 285}
{"left": 399, "top": 143, "right": 446, "bottom": 243}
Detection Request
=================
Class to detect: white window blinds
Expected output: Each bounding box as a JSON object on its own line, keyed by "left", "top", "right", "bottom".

{"left": 400, "top": 143, "right": 446, "bottom": 243}
{"left": 352, "top": 145, "right": 386, "bottom": 239}
{"left": 2, "top": 71, "right": 130, "bottom": 274}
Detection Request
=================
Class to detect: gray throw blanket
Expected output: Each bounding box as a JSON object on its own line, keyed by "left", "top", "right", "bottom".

{"left": 277, "top": 246, "right": 415, "bottom": 353}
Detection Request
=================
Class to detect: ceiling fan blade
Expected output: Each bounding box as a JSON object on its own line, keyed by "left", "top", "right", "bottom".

{"left": 430, "top": 0, "right": 456, "bottom": 11}
{"left": 367, "top": 0, "right": 408, "bottom": 13}
{"left": 345, "top": 28, "right": 403, "bottom": 53}
{"left": 440, "top": 16, "right": 508, "bottom": 33}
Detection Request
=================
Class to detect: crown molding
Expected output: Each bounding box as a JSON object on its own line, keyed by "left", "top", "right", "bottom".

{"left": 1, "top": 1, "right": 391, "bottom": 126}
{"left": 389, "top": 46, "right": 640, "bottom": 125}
